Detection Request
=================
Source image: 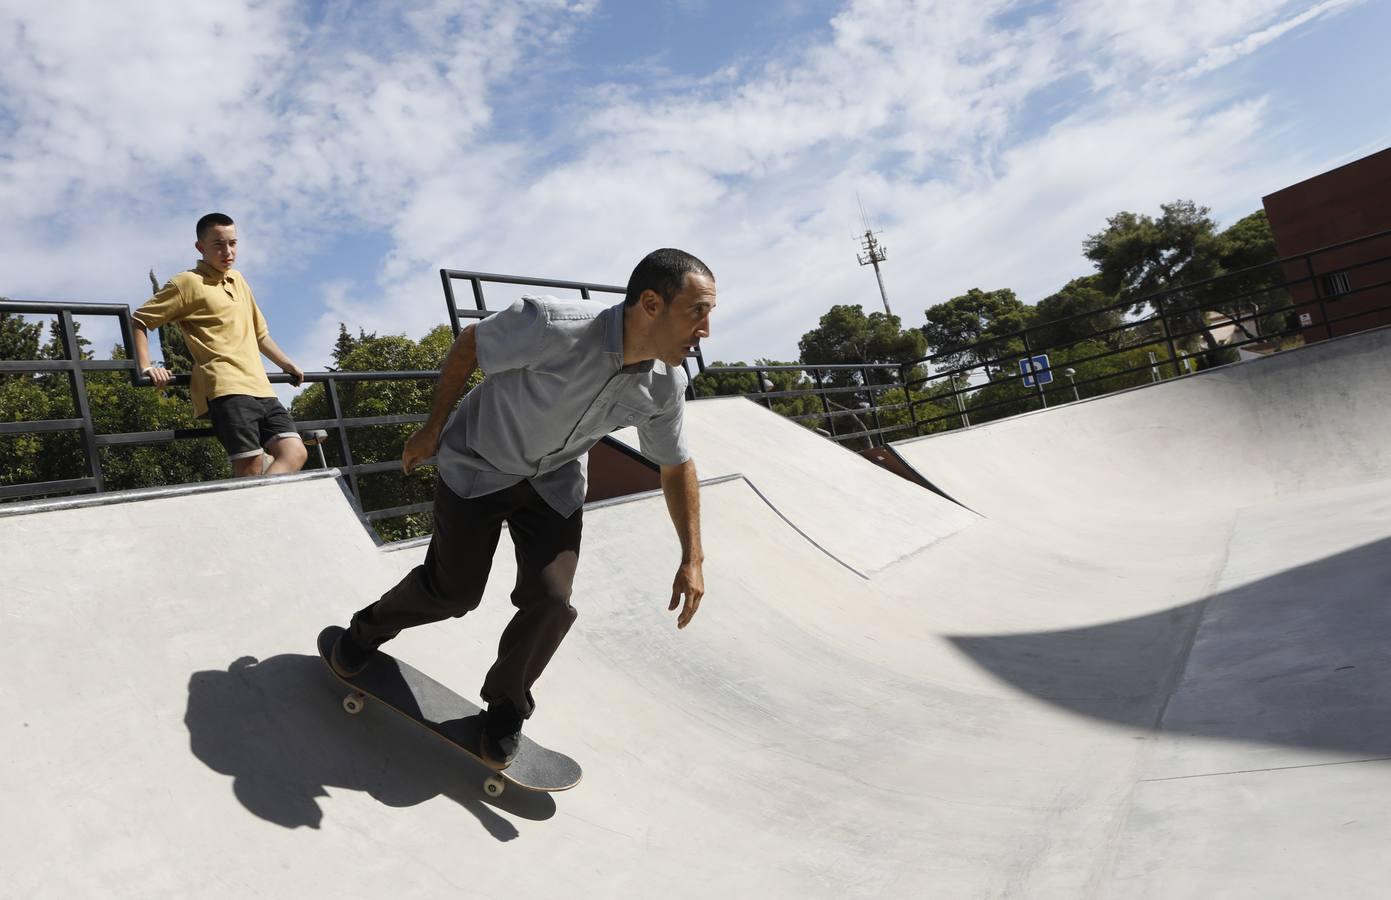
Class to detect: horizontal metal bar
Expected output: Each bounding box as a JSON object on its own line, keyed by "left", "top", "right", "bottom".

{"left": 0, "top": 360, "right": 72, "bottom": 373}
{"left": 94, "top": 428, "right": 218, "bottom": 447}
{"left": 697, "top": 361, "right": 901, "bottom": 374}
{"left": 294, "top": 413, "right": 430, "bottom": 431}
{"left": 0, "top": 418, "right": 84, "bottom": 436}
{"left": 364, "top": 502, "right": 434, "bottom": 522}
{"left": 441, "top": 270, "right": 625, "bottom": 295}
{"left": 0, "top": 478, "right": 98, "bottom": 501}
{"left": 0, "top": 300, "right": 132, "bottom": 315}
{"left": 345, "top": 459, "right": 427, "bottom": 477}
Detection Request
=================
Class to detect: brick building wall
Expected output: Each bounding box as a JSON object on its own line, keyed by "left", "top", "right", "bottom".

{"left": 1262, "top": 147, "right": 1391, "bottom": 340}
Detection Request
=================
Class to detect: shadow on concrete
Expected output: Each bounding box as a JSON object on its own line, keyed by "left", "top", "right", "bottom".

{"left": 184, "top": 654, "right": 556, "bottom": 839}
{"left": 950, "top": 536, "right": 1391, "bottom": 755}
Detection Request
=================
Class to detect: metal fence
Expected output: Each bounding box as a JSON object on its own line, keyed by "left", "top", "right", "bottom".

{"left": 696, "top": 227, "right": 1391, "bottom": 447}
{"left": 3, "top": 229, "right": 1388, "bottom": 511}
{"left": 0, "top": 268, "right": 710, "bottom": 534}
{"left": 0, "top": 296, "right": 436, "bottom": 518}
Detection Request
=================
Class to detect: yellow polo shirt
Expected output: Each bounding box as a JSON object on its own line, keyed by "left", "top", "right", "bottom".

{"left": 132, "top": 261, "right": 275, "bottom": 418}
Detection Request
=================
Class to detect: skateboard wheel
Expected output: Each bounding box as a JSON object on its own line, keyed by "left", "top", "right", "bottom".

{"left": 483, "top": 775, "right": 505, "bottom": 797}
{"left": 342, "top": 692, "right": 365, "bottom": 715}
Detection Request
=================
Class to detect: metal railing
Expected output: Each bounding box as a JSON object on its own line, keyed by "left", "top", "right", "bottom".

{"left": 0, "top": 266, "right": 720, "bottom": 534}
{"left": 4, "top": 230, "right": 1388, "bottom": 513}
{"left": 0, "top": 298, "right": 436, "bottom": 517}
{"left": 440, "top": 268, "right": 707, "bottom": 392}
{"left": 694, "top": 227, "right": 1391, "bottom": 446}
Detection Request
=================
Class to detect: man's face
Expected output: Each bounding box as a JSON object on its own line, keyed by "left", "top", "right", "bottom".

{"left": 196, "top": 224, "right": 237, "bottom": 272}
{"left": 649, "top": 272, "right": 716, "bottom": 367}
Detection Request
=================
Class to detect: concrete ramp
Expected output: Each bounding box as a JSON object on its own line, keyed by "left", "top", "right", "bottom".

{"left": 613, "top": 395, "right": 978, "bottom": 575}
{"left": 5, "top": 328, "right": 1391, "bottom": 897}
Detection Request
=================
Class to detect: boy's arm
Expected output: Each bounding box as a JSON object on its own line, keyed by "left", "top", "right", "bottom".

{"left": 402, "top": 324, "right": 479, "bottom": 474}
{"left": 132, "top": 325, "right": 173, "bottom": 387}
{"left": 131, "top": 280, "right": 185, "bottom": 388}
{"left": 256, "top": 333, "right": 304, "bottom": 387}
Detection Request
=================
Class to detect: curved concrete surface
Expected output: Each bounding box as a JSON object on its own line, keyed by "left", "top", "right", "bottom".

{"left": 3, "top": 328, "right": 1390, "bottom": 897}
{"left": 613, "top": 395, "right": 978, "bottom": 575}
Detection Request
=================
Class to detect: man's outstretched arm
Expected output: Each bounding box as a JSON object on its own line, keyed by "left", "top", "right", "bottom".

{"left": 402, "top": 324, "right": 479, "bottom": 473}
{"left": 660, "top": 458, "right": 704, "bottom": 629}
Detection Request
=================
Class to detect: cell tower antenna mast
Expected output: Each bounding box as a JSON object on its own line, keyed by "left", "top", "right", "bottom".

{"left": 855, "top": 194, "right": 892, "bottom": 317}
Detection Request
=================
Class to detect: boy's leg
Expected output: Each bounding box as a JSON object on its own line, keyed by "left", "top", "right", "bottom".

{"left": 479, "top": 483, "right": 583, "bottom": 720}
{"left": 347, "top": 478, "right": 523, "bottom": 650}
{"left": 255, "top": 398, "right": 307, "bottom": 474}
{"left": 208, "top": 396, "right": 274, "bottom": 477}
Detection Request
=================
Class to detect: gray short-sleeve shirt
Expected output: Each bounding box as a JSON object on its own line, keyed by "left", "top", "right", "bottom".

{"left": 436, "top": 295, "right": 690, "bottom": 517}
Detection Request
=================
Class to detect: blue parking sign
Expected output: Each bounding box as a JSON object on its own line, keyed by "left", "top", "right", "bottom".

{"left": 1020, "top": 354, "right": 1052, "bottom": 387}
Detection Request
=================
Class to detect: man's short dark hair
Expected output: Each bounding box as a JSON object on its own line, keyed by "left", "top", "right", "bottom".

{"left": 196, "top": 212, "right": 235, "bottom": 240}
{"left": 624, "top": 248, "right": 713, "bottom": 307}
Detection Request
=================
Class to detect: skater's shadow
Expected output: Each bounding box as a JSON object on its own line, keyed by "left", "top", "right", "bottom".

{"left": 184, "top": 654, "right": 557, "bottom": 840}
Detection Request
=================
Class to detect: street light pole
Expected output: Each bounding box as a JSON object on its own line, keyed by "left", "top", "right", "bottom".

{"left": 1064, "top": 367, "right": 1079, "bottom": 402}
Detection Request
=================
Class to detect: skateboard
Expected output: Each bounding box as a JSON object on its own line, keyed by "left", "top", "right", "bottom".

{"left": 316, "top": 626, "right": 582, "bottom": 797}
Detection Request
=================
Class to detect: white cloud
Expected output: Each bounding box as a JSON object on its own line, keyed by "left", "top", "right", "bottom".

{"left": 0, "top": 0, "right": 1374, "bottom": 373}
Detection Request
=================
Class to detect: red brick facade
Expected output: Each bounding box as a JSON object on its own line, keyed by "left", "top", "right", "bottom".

{"left": 1262, "top": 147, "right": 1391, "bottom": 340}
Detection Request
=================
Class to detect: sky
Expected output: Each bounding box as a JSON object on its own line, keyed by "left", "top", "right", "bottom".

{"left": 2, "top": 0, "right": 1388, "bottom": 381}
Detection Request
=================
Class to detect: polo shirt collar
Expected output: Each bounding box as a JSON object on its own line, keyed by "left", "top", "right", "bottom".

{"left": 603, "top": 300, "right": 655, "bottom": 374}
{"left": 195, "top": 260, "right": 235, "bottom": 285}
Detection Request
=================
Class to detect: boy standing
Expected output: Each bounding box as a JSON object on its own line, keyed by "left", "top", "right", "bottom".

{"left": 133, "top": 213, "right": 308, "bottom": 476}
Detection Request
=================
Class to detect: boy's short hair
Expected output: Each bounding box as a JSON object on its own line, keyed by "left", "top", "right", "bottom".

{"left": 624, "top": 248, "right": 713, "bottom": 307}
{"left": 196, "top": 212, "right": 235, "bottom": 240}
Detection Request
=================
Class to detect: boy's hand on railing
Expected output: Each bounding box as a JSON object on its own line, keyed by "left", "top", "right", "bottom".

{"left": 401, "top": 425, "right": 441, "bottom": 474}
{"left": 282, "top": 363, "right": 305, "bottom": 387}
{"left": 142, "top": 365, "right": 173, "bottom": 388}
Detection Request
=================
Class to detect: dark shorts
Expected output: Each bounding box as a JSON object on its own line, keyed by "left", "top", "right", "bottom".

{"left": 207, "top": 395, "right": 300, "bottom": 459}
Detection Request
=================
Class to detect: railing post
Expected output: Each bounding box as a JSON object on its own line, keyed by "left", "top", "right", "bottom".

{"left": 755, "top": 367, "right": 772, "bottom": 409}
{"left": 470, "top": 278, "right": 488, "bottom": 331}
{"left": 861, "top": 366, "right": 882, "bottom": 447}
{"left": 901, "top": 363, "right": 919, "bottom": 436}
{"left": 813, "top": 368, "right": 835, "bottom": 439}
{"left": 1158, "top": 298, "right": 1183, "bottom": 378}
{"left": 1305, "top": 254, "right": 1334, "bottom": 339}
{"left": 324, "top": 376, "right": 359, "bottom": 500}
{"left": 439, "top": 270, "right": 462, "bottom": 336}
{"left": 57, "top": 311, "right": 103, "bottom": 492}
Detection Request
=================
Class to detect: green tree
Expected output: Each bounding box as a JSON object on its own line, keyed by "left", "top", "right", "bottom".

{"left": 292, "top": 324, "right": 474, "bottom": 542}
{"left": 694, "top": 360, "right": 827, "bottom": 434}
{"left": 921, "top": 287, "right": 1031, "bottom": 372}
{"left": 1083, "top": 200, "right": 1281, "bottom": 367}
{"left": 1209, "top": 210, "right": 1287, "bottom": 340}
{"left": 0, "top": 307, "right": 43, "bottom": 361}
{"left": 1029, "top": 276, "right": 1124, "bottom": 351}
{"left": 797, "top": 305, "right": 926, "bottom": 388}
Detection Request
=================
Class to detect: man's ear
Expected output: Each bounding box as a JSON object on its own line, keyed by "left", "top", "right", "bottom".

{"left": 640, "top": 289, "right": 665, "bottom": 316}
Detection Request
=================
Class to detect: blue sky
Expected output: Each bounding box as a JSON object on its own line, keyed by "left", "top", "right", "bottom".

{"left": 2, "top": 0, "right": 1388, "bottom": 379}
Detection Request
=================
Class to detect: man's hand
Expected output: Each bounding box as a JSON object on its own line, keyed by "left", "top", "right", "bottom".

{"left": 282, "top": 362, "right": 305, "bottom": 387}
{"left": 668, "top": 559, "right": 704, "bottom": 629}
{"left": 401, "top": 425, "right": 442, "bottom": 474}
{"left": 142, "top": 365, "right": 173, "bottom": 388}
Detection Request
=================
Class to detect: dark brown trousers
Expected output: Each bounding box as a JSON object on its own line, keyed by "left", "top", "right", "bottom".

{"left": 349, "top": 478, "right": 581, "bottom": 718}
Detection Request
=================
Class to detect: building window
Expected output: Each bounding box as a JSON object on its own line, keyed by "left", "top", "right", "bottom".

{"left": 1322, "top": 271, "right": 1352, "bottom": 295}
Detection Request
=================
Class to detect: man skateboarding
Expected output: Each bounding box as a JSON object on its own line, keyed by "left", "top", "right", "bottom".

{"left": 132, "top": 212, "right": 308, "bottom": 477}
{"left": 329, "top": 248, "right": 714, "bottom": 768}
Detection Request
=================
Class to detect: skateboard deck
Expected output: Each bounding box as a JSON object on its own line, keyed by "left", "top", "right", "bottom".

{"left": 317, "top": 626, "right": 581, "bottom": 796}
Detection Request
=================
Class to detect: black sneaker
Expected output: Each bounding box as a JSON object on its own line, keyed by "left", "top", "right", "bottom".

{"left": 330, "top": 629, "right": 372, "bottom": 678}
{"left": 480, "top": 702, "right": 524, "bottom": 769}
